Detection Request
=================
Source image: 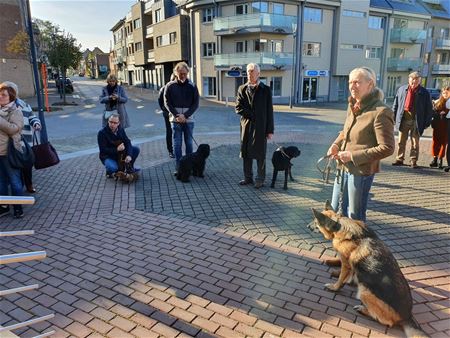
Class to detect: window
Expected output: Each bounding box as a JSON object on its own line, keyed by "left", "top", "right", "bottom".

{"left": 270, "top": 40, "right": 283, "bottom": 53}
{"left": 155, "top": 9, "right": 162, "bottom": 23}
{"left": 202, "top": 42, "right": 216, "bottom": 57}
{"left": 135, "top": 42, "right": 142, "bottom": 51}
{"left": 387, "top": 76, "right": 401, "bottom": 98}
{"left": 424, "top": 52, "right": 430, "bottom": 64}
{"left": 133, "top": 18, "right": 141, "bottom": 29}
{"left": 342, "top": 10, "right": 366, "bottom": 18}
{"left": 236, "top": 4, "right": 248, "bottom": 15}
{"left": 440, "top": 28, "right": 450, "bottom": 39}
{"left": 368, "top": 16, "right": 384, "bottom": 29}
{"left": 203, "top": 7, "right": 215, "bottom": 22}
{"left": 427, "top": 27, "right": 434, "bottom": 38}
{"left": 341, "top": 44, "right": 364, "bottom": 50}
{"left": 303, "top": 42, "right": 321, "bottom": 56}
{"left": 169, "top": 32, "right": 177, "bottom": 44}
{"left": 236, "top": 41, "right": 248, "bottom": 53}
{"left": 252, "top": 2, "right": 268, "bottom": 13}
{"left": 391, "top": 48, "right": 405, "bottom": 58}
{"left": 393, "top": 18, "right": 408, "bottom": 29}
{"left": 203, "top": 77, "right": 216, "bottom": 96}
{"left": 156, "top": 36, "right": 162, "bottom": 47}
{"left": 365, "top": 47, "right": 382, "bottom": 59}
{"left": 304, "top": 7, "right": 322, "bottom": 23}
{"left": 254, "top": 40, "right": 266, "bottom": 52}
{"left": 271, "top": 77, "right": 282, "bottom": 96}
{"left": 273, "top": 3, "right": 284, "bottom": 15}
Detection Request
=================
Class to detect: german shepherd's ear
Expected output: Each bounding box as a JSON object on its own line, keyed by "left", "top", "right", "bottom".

{"left": 311, "top": 208, "right": 340, "bottom": 233}
{"left": 324, "top": 200, "right": 334, "bottom": 211}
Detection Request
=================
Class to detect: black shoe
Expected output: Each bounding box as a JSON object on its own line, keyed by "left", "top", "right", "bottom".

{"left": 173, "top": 171, "right": 178, "bottom": 176}
{"left": 106, "top": 173, "right": 114, "bottom": 178}
{"left": 239, "top": 179, "right": 254, "bottom": 186}
{"left": 0, "top": 205, "right": 10, "bottom": 218}
{"left": 438, "top": 159, "right": 443, "bottom": 169}
{"left": 411, "top": 161, "right": 419, "bottom": 169}
{"left": 169, "top": 152, "right": 175, "bottom": 158}
{"left": 13, "top": 206, "right": 24, "bottom": 219}
{"left": 444, "top": 166, "right": 450, "bottom": 173}
{"left": 429, "top": 157, "right": 438, "bottom": 168}
{"left": 254, "top": 182, "right": 264, "bottom": 189}
{"left": 392, "top": 160, "right": 404, "bottom": 166}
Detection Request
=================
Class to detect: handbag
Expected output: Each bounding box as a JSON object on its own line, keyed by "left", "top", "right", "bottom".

{"left": 8, "top": 135, "right": 35, "bottom": 169}
{"left": 31, "top": 132, "right": 60, "bottom": 169}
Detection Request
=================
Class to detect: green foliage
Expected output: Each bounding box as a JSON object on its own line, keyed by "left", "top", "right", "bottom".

{"left": 6, "top": 31, "right": 29, "bottom": 55}
{"left": 47, "top": 32, "right": 83, "bottom": 74}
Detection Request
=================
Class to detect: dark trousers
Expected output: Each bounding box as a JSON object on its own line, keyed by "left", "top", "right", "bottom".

{"left": 243, "top": 157, "right": 266, "bottom": 183}
{"left": 164, "top": 115, "right": 173, "bottom": 154}
{"left": 447, "top": 119, "right": 450, "bottom": 166}
{"left": 22, "top": 165, "right": 33, "bottom": 188}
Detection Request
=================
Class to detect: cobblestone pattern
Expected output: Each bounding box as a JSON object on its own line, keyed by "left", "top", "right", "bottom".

{"left": 1, "top": 132, "right": 448, "bottom": 338}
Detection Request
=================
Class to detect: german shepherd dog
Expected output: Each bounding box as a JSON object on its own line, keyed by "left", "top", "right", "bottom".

{"left": 270, "top": 146, "right": 301, "bottom": 190}
{"left": 176, "top": 144, "right": 210, "bottom": 183}
{"left": 310, "top": 201, "right": 427, "bottom": 338}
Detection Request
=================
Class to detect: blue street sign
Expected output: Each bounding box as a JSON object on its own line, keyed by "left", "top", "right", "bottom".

{"left": 227, "top": 70, "right": 241, "bottom": 77}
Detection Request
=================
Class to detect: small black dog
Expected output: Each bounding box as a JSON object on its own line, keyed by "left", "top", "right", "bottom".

{"left": 176, "top": 144, "right": 210, "bottom": 183}
{"left": 270, "top": 146, "right": 301, "bottom": 190}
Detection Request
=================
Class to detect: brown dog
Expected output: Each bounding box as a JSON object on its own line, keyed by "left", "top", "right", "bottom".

{"left": 114, "top": 152, "right": 139, "bottom": 183}
{"left": 310, "top": 202, "right": 427, "bottom": 338}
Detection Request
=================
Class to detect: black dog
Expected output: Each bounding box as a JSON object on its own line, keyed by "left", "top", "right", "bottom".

{"left": 270, "top": 146, "right": 301, "bottom": 190}
{"left": 176, "top": 144, "right": 210, "bottom": 183}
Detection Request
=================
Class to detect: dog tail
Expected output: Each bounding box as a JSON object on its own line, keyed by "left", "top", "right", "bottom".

{"left": 403, "top": 317, "right": 429, "bottom": 338}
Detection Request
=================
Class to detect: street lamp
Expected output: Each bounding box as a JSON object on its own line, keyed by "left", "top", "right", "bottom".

{"left": 289, "top": 23, "right": 297, "bottom": 109}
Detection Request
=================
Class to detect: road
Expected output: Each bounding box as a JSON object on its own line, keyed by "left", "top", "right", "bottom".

{"left": 44, "top": 76, "right": 346, "bottom": 155}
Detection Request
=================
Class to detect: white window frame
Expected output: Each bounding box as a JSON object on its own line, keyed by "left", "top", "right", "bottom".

{"left": 341, "top": 44, "right": 364, "bottom": 50}
{"left": 236, "top": 4, "right": 249, "bottom": 15}
{"left": 202, "top": 42, "right": 216, "bottom": 57}
{"left": 303, "top": 42, "right": 321, "bottom": 57}
{"left": 342, "top": 10, "right": 366, "bottom": 18}
{"left": 365, "top": 47, "right": 382, "bottom": 59}
{"left": 203, "top": 77, "right": 216, "bottom": 96}
{"left": 203, "top": 7, "right": 215, "bottom": 22}
{"left": 368, "top": 16, "right": 384, "bottom": 29}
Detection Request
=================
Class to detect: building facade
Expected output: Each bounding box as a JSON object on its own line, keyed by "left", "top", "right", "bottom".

{"left": 0, "top": 0, "right": 35, "bottom": 97}
{"left": 114, "top": 0, "right": 450, "bottom": 103}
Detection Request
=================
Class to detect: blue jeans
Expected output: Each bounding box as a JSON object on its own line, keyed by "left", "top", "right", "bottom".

{"left": 172, "top": 122, "right": 194, "bottom": 168}
{"left": 331, "top": 171, "right": 375, "bottom": 222}
{"left": 104, "top": 146, "right": 140, "bottom": 174}
{"left": 0, "top": 156, "right": 23, "bottom": 197}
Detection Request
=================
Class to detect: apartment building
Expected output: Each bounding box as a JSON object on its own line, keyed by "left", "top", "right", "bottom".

{"left": 115, "top": 0, "right": 449, "bottom": 103}
{"left": 111, "top": 18, "right": 128, "bottom": 83}
{"left": 420, "top": 0, "right": 450, "bottom": 89}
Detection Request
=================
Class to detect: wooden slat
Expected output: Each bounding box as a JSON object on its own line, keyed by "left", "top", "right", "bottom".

{"left": 0, "top": 251, "right": 46, "bottom": 265}
{"left": 0, "top": 196, "right": 35, "bottom": 205}
{"left": 0, "top": 284, "right": 39, "bottom": 296}
{"left": 0, "top": 230, "right": 34, "bottom": 237}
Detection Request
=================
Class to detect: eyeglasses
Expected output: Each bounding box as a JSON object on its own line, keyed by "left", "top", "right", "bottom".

{"left": 108, "top": 120, "right": 119, "bottom": 124}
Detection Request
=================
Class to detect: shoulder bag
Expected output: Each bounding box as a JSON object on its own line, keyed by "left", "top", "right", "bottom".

{"left": 31, "top": 132, "right": 60, "bottom": 169}
{"left": 8, "top": 135, "right": 35, "bottom": 169}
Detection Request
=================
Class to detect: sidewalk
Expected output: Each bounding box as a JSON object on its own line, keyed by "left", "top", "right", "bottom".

{"left": 0, "top": 127, "right": 448, "bottom": 337}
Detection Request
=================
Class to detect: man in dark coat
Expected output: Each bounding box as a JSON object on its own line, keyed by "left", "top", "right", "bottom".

{"left": 158, "top": 74, "right": 176, "bottom": 158}
{"left": 392, "top": 71, "right": 433, "bottom": 168}
{"left": 98, "top": 113, "right": 140, "bottom": 177}
{"left": 236, "top": 63, "right": 274, "bottom": 189}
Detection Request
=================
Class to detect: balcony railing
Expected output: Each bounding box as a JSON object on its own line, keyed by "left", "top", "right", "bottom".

{"left": 387, "top": 57, "right": 422, "bottom": 71}
{"left": 147, "top": 50, "right": 155, "bottom": 62}
{"left": 390, "top": 28, "right": 426, "bottom": 44}
{"left": 435, "top": 38, "right": 450, "bottom": 49}
{"left": 214, "top": 13, "right": 296, "bottom": 34}
{"left": 432, "top": 64, "right": 450, "bottom": 74}
{"left": 214, "top": 52, "right": 293, "bottom": 68}
{"left": 146, "top": 25, "right": 153, "bottom": 37}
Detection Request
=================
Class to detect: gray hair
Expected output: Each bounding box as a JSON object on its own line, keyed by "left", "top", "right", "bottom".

{"left": 106, "top": 74, "right": 118, "bottom": 83}
{"left": 349, "top": 67, "right": 384, "bottom": 100}
{"left": 174, "top": 62, "right": 189, "bottom": 74}
{"left": 409, "top": 71, "right": 421, "bottom": 79}
{"left": 108, "top": 113, "right": 120, "bottom": 121}
{"left": 246, "top": 63, "right": 260, "bottom": 73}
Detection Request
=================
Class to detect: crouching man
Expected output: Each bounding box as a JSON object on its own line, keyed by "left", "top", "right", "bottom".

{"left": 98, "top": 113, "right": 140, "bottom": 178}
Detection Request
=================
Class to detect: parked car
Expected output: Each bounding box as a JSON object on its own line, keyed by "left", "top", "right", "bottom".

{"left": 426, "top": 88, "right": 441, "bottom": 100}
{"left": 56, "top": 77, "right": 74, "bottom": 94}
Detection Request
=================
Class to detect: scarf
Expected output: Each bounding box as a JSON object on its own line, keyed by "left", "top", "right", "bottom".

{"left": 106, "top": 84, "right": 117, "bottom": 96}
{"left": 0, "top": 101, "right": 16, "bottom": 118}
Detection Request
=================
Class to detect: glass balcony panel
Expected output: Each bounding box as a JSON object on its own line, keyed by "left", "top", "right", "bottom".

{"left": 432, "top": 64, "right": 450, "bottom": 73}
{"left": 387, "top": 58, "right": 422, "bottom": 71}
{"left": 390, "top": 28, "right": 426, "bottom": 43}
{"left": 214, "top": 52, "right": 293, "bottom": 67}
{"left": 435, "top": 39, "right": 450, "bottom": 49}
{"left": 214, "top": 14, "right": 296, "bottom": 33}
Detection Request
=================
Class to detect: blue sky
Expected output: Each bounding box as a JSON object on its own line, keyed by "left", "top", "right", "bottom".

{"left": 30, "top": 0, "right": 136, "bottom": 53}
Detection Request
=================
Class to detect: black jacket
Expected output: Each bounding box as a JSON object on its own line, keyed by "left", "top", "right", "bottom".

{"left": 164, "top": 79, "right": 199, "bottom": 119}
{"left": 97, "top": 125, "right": 132, "bottom": 163}
{"left": 158, "top": 85, "right": 169, "bottom": 118}
{"left": 392, "top": 85, "right": 433, "bottom": 135}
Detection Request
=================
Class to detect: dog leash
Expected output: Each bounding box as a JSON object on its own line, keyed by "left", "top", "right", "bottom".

{"left": 316, "top": 154, "right": 337, "bottom": 184}
{"left": 272, "top": 141, "right": 291, "bottom": 159}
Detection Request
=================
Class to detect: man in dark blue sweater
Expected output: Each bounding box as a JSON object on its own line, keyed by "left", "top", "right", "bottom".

{"left": 164, "top": 62, "right": 199, "bottom": 173}
{"left": 98, "top": 113, "right": 139, "bottom": 177}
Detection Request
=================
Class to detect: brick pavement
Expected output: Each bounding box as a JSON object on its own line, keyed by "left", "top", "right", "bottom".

{"left": 1, "top": 129, "right": 449, "bottom": 338}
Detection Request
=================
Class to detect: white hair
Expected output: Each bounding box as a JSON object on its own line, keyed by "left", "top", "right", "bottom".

{"left": 246, "top": 63, "right": 260, "bottom": 73}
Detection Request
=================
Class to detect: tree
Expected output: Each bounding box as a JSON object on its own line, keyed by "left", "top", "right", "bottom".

{"left": 6, "top": 31, "right": 29, "bottom": 55}
{"left": 47, "top": 32, "right": 82, "bottom": 103}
